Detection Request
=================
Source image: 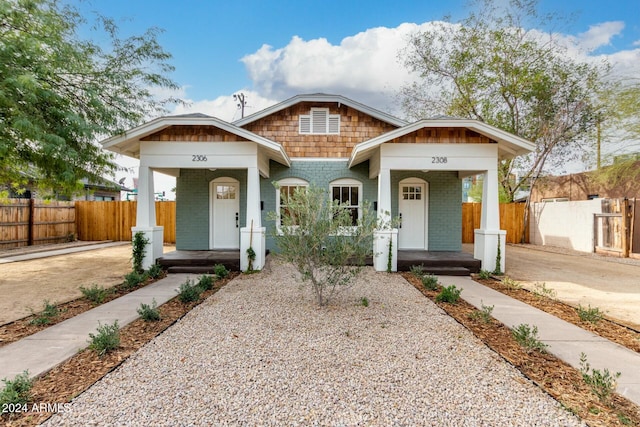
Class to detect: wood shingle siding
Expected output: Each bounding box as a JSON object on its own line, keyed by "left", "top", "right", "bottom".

{"left": 389, "top": 127, "right": 495, "bottom": 144}
{"left": 242, "top": 102, "right": 397, "bottom": 158}
{"left": 141, "top": 125, "right": 251, "bottom": 142}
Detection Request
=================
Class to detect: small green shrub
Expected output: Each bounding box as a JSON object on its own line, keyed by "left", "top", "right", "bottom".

{"left": 79, "top": 284, "right": 111, "bottom": 305}
{"left": 197, "top": 274, "right": 215, "bottom": 291}
{"left": 477, "top": 269, "right": 492, "bottom": 280}
{"left": 469, "top": 301, "right": 494, "bottom": 323}
{"left": 577, "top": 304, "right": 604, "bottom": 324}
{"left": 213, "top": 264, "right": 229, "bottom": 278}
{"left": 123, "top": 271, "right": 147, "bottom": 289}
{"left": 0, "top": 371, "right": 33, "bottom": 406}
{"left": 360, "top": 297, "right": 369, "bottom": 307}
{"left": 501, "top": 276, "right": 521, "bottom": 290}
{"left": 579, "top": 352, "right": 620, "bottom": 404}
{"left": 420, "top": 274, "right": 439, "bottom": 291}
{"left": 409, "top": 264, "right": 424, "bottom": 278}
{"left": 146, "top": 263, "right": 164, "bottom": 280}
{"left": 511, "top": 323, "right": 548, "bottom": 353}
{"left": 137, "top": 299, "right": 161, "bottom": 322}
{"left": 435, "top": 285, "right": 462, "bottom": 303}
{"left": 88, "top": 321, "right": 120, "bottom": 356}
{"left": 532, "top": 282, "right": 557, "bottom": 299}
{"left": 29, "top": 300, "right": 59, "bottom": 326}
{"left": 178, "top": 279, "right": 202, "bottom": 303}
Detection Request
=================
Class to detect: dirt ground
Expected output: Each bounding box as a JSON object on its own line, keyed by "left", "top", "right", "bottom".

{"left": 1, "top": 242, "right": 639, "bottom": 329}
{"left": 0, "top": 244, "right": 174, "bottom": 325}
{"left": 504, "top": 244, "right": 640, "bottom": 330}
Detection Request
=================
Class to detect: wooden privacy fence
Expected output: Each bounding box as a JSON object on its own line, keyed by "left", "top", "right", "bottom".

{"left": 75, "top": 201, "right": 176, "bottom": 243}
{"left": 2, "top": 200, "right": 522, "bottom": 248}
{"left": 0, "top": 199, "right": 76, "bottom": 249}
{"left": 462, "top": 203, "right": 529, "bottom": 244}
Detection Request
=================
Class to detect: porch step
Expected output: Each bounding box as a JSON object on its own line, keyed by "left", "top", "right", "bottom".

{"left": 157, "top": 250, "right": 242, "bottom": 274}
{"left": 396, "top": 250, "right": 481, "bottom": 275}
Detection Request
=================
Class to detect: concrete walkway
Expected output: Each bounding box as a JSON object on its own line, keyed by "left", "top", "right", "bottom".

{"left": 0, "top": 241, "right": 127, "bottom": 264}
{"left": 0, "top": 273, "right": 195, "bottom": 382}
{"left": 443, "top": 275, "right": 640, "bottom": 406}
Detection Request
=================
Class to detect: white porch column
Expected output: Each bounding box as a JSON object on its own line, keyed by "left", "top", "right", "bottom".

{"left": 132, "top": 165, "right": 164, "bottom": 269}
{"left": 373, "top": 168, "right": 398, "bottom": 271}
{"left": 241, "top": 166, "right": 265, "bottom": 271}
{"left": 474, "top": 168, "right": 506, "bottom": 272}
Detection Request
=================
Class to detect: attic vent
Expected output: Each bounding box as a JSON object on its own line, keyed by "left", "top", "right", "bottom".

{"left": 299, "top": 108, "right": 340, "bottom": 135}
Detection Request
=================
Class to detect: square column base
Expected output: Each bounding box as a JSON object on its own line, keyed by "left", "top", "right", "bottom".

{"left": 373, "top": 229, "right": 398, "bottom": 272}
{"left": 240, "top": 226, "right": 266, "bottom": 271}
{"left": 474, "top": 229, "right": 506, "bottom": 273}
{"left": 131, "top": 226, "right": 164, "bottom": 270}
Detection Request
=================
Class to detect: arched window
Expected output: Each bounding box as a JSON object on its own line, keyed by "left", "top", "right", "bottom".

{"left": 330, "top": 178, "right": 362, "bottom": 226}
{"left": 276, "top": 178, "right": 309, "bottom": 228}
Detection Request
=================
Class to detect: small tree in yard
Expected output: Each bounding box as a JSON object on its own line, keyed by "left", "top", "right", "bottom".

{"left": 269, "top": 185, "right": 379, "bottom": 306}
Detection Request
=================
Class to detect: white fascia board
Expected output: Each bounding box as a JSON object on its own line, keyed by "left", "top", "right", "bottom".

{"left": 139, "top": 141, "right": 258, "bottom": 169}
{"left": 234, "top": 94, "right": 407, "bottom": 128}
{"left": 380, "top": 143, "right": 498, "bottom": 172}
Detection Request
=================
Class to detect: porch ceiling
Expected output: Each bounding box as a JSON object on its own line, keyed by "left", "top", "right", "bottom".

{"left": 348, "top": 118, "right": 535, "bottom": 168}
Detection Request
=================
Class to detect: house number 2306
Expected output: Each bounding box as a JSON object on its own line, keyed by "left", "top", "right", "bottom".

{"left": 432, "top": 156, "right": 448, "bottom": 164}
{"left": 192, "top": 155, "right": 208, "bottom": 162}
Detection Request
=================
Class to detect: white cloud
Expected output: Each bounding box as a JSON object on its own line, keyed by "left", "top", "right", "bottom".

{"left": 576, "top": 21, "right": 625, "bottom": 52}
{"left": 240, "top": 23, "right": 434, "bottom": 114}
{"left": 170, "top": 90, "right": 279, "bottom": 122}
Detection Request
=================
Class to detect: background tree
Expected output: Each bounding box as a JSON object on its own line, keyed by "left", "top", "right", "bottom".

{"left": 268, "top": 185, "right": 379, "bottom": 307}
{"left": 399, "top": 0, "right": 607, "bottom": 203}
{"left": 590, "top": 79, "right": 640, "bottom": 188}
{"left": 0, "top": 0, "right": 180, "bottom": 196}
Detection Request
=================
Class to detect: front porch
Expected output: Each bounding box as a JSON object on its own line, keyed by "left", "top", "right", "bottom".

{"left": 157, "top": 249, "right": 480, "bottom": 275}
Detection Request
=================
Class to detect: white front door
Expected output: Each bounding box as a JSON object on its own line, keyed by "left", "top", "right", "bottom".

{"left": 398, "top": 180, "right": 428, "bottom": 249}
{"left": 210, "top": 178, "right": 240, "bottom": 249}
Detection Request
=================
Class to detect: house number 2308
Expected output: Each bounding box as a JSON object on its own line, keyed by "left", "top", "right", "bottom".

{"left": 192, "top": 155, "right": 208, "bottom": 162}
{"left": 432, "top": 156, "right": 448, "bottom": 164}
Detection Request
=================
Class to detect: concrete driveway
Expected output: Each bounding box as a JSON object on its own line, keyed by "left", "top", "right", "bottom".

{"left": 502, "top": 244, "right": 640, "bottom": 329}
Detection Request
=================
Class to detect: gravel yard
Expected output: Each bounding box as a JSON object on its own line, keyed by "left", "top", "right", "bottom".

{"left": 45, "top": 259, "right": 583, "bottom": 426}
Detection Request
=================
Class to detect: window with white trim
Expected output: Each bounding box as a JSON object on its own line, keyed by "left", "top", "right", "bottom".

{"left": 330, "top": 179, "right": 362, "bottom": 226}
{"left": 299, "top": 108, "right": 340, "bottom": 135}
{"left": 276, "top": 178, "right": 309, "bottom": 227}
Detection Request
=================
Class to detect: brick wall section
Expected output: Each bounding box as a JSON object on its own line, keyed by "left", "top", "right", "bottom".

{"left": 261, "top": 160, "right": 375, "bottom": 251}
{"left": 242, "top": 102, "right": 397, "bottom": 158}
{"left": 176, "top": 169, "right": 247, "bottom": 250}
{"left": 391, "top": 171, "right": 462, "bottom": 251}
{"left": 176, "top": 165, "right": 461, "bottom": 251}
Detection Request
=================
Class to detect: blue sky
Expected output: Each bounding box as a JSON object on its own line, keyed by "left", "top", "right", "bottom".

{"left": 72, "top": 0, "right": 640, "bottom": 195}
{"left": 77, "top": 0, "right": 640, "bottom": 119}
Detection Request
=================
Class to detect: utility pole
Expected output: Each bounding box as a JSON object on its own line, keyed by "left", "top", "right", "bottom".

{"left": 234, "top": 93, "right": 247, "bottom": 119}
{"left": 596, "top": 119, "right": 601, "bottom": 169}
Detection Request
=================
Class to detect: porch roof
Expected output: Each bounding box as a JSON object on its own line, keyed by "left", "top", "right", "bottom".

{"left": 101, "top": 114, "right": 291, "bottom": 167}
{"left": 348, "top": 118, "right": 536, "bottom": 168}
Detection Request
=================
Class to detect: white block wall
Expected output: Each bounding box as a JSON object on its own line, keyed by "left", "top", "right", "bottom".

{"left": 529, "top": 199, "right": 603, "bottom": 253}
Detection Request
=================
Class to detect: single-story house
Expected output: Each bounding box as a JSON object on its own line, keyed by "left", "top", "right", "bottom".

{"left": 101, "top": 94, "right": 534, "bottom": 272}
